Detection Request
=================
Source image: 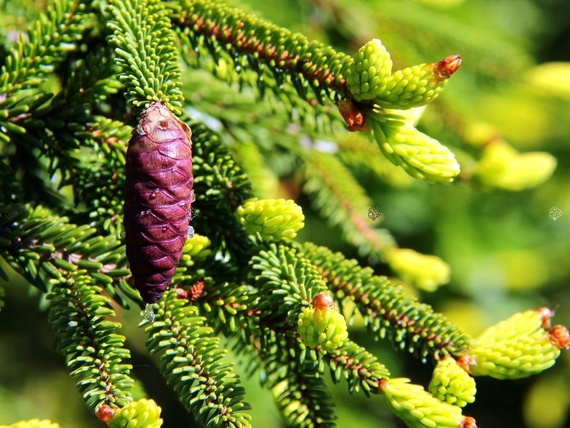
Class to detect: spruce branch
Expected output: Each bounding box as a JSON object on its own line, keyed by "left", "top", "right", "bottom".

{"left": 172, "top": 0, "right": 352, "bottom": 118}
{"left": 192, "top": 276, "right": 266, "bottom": 384}
{"left": 325, "top": 340, "right": 390, "bottom": 396}
{"left": 338, "top": 37, "right": 462, "bottom": 183}
{"left": 297, "top": 293, "right": 348, "bottom": 352}
{"left": 0, "top": 204, "right": 134, "bottom": 306}
{"left": 199, "top": 249, "right": 389, "bottom": 418}
{"left": 73, "top": 116, "right": 131, "bottom": 238}
{"left": 0, "top": 163, "right": 21, "bottom": 204}
{"left": 429, "top": 356, "right": 476, "bottom": 408}
{"left": 260, "top": 333, "right": 336, "bottom": 427}
{"left": 379, "top": 378, "right": 475, "bottom": 428}
{"left": 208, "top": 294, "right": 338, "bottom": 427}
{"left": 375, "top": 0, "right": 531, "bottom": 80}
{"left": 195, "top": 279, "right": 256, "bottom": 338}
{"left": 189, "top": 120, "right": 253, "bottom": 262}
{"left": 301, "top": 243, "right": 471, "bottom": 361}
{"left": 368, "top": 108, "right": 460, "bottom": 183}
{"left": 145, "top": 290, "right": 252, "bottom": 427}
{"left": 107, "top": 0, "right": 183, "bottom": 113}
{"left": 1, "top": 1, "right": 568, "bottom": 426}
{"left": 459, "top": 308, "right": 568, "bottom": 380}
{"left": 0, "top": 0, "right": 94, "bottom": 148}
{"left": 0, "top": 0, "right": 87, "bottom": 96}
{"left": 246, "top": 245, "right": 392, "bottom": 413}
{"left": 303, "top": 150, "right": 394, "bottom": 259}
{"left": 172, "top": 5, "right": 463, "bottom": 184}
{"left": 47, "top": 270, "right": 134, "bottom": 410}
{"left": 250, "top": 243, "right": 329, "bottom": 328}
{"left": 2, "top": 47, "right": 123, "bottom": 207}
{"left": 336, "top": 133, "right": 414, "bottom": 188}
{"left": 231, "top": 140, "right": 280, "bottom": 199}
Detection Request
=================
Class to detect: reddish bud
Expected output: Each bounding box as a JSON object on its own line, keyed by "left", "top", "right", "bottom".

{"left": 312, "top": 292, "right": 335, "bottom": 311}
{"left": 460, "top": 416, "right": 478, "bottom": 428}
{"left": 96, "top": 404, "right": 115, "bottom": 423}
{"left": 457, "top": 354, "right": 477, "bottom": 373}
{"left": 338, "top": 99, "right": 367, "bottom": 132}
{"left": 175, "top": 288, "right": 189, "bottom": 299}
{"left": 549, "top": 324, "right": 570, "bottom": 349}
{"left": 378, "top": 378, "right": 389, "bottom": 392}
{"left": 537, "top": 307, "right": 554, "bottom": 329}
{"left": 435, "top": 55, "right": 462, "bottom": 81}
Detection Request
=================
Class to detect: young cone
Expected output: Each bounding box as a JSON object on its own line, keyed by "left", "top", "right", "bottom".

{"left": 124, "top": 102, "right": 194, "bottom": 303}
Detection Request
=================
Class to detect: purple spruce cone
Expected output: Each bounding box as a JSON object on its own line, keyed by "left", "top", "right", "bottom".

{"left": 124, "top": 102, "right": 194, "bottom": 303}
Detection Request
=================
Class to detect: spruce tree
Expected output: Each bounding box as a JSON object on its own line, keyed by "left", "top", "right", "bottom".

{"left": 1, "top": 0, "right": 569, "bottom": 427}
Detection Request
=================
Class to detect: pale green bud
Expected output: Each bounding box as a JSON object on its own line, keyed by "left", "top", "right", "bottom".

{"left": 347, "top": 39, "right": 393, "bottom": 100}
{"left": 376, "top": 55, "right": 461, "bottom": 109}
{"left": 369, "top": 111, "right": 460, "bottom": 183}
{"left": 395, "top": 105, "right": 427, "bottom": 127}
{"left": 384, "top": 247, "right": 451, "bottom": 291}
{"left": 297, "top": 301, "right": 348, "bottom": 353}
{"left": 525, "top": 62, "right": 570, "bottom": 99}
{"left": 475, "top": 308, "right": 549, "bottom": 342}
{"left": 180, "top": 234, "right": 211, "bottom": 265}
{"left": 380, "top": 378, "right": 475, "bottom": 428}
{"left": 413, "top": 0, "right": 466, "bottom": 7}
{"left": 474, "top": 140, "right": 556, "bottom": 191}
{"left": 0, "top": 420, "right": 60, "bottom": 428}
{"left": 108, "top": 399, "right": 163, "bottom": 428}
{"left": 236, "top": 198, "right": 305, "bottom": 241}
{"left": 429, "top": 356, "right": 476, "bottom": 407}
{"left": 463, "top": 309, "right": 563, "bottom": 380}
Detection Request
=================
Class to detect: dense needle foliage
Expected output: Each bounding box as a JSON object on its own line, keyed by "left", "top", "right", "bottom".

{"left": 1, "top": 0, "right": 569, "bottom": 427}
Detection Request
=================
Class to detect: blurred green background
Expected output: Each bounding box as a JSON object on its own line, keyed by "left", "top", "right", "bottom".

{"left": 1, "top": 0, "right": 569, "bottom": 427}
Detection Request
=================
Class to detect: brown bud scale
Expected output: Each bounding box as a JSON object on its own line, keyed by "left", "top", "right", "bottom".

{"left": 457, "top": 354, "right": 477, "bottom": 373}
{"left": 435, "top": 55, "right": 462, "bottom": 81}
{"left": 312, "top": 292, "right": 335, "bottom": 311}
{"left": 338, "top": 99, "right": 367, "bottom": 132}
{"left": 549, "top": 324, "right": 570, "bottom": 349}
{"left": 460, "top": 416, "right": 478, "bottom": 428}
{"left": 537, "top": 306, "right": 554, "bottom": 329}
{"left": 124, "top": 102, "right": 194, "bottom": 303}
{"left": 95, "top": 404, "right": 115, "bottom": 423}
